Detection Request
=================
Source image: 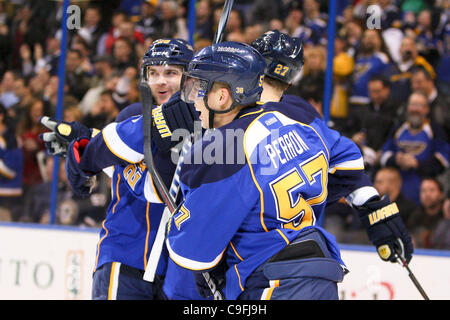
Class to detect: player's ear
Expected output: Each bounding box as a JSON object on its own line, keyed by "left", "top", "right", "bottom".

{"left": 218, "top": 86, "right": 233, "bottom": 110}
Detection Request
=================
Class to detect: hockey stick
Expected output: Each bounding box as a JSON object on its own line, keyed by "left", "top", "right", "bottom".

{"left": 213, "top": 0, "right": 234, "bottom": 44}
{"left": 140, "top": 82, "right": 224, "bottom": 300}
{"left": 394, "top": 240, "right": 430, "bottom": 300}
{"left": 142, "top": 0, "right": 235, "bottom": 298}
{"left": 143, "top": 134, "right": 191, "bottom": 282}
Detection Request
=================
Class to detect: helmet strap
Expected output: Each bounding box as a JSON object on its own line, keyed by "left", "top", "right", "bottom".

{"left": 203, "top": 95, "right": 238, "bottom": 129}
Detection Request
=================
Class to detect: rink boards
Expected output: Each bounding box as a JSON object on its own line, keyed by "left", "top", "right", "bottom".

{"left": 0, "top": 222, "right": 448, "bottom": 300}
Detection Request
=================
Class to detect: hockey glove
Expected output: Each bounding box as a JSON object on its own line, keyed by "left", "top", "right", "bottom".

{"left": 356, "top": 195, "right": 413, "bottom": 264}
{"left": 151, "top": 91, "right": 199, "bottom": 153}
{"left": 65, "top": 137, "right": 96, "bottom": 197}
{"left": 39, "top": 116, "right": 99, "bottom": 156}
{"left": 194, "top": 258, "right": 227, "bottom": 300}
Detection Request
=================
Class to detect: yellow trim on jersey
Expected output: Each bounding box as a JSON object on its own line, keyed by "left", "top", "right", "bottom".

{"left": 108, "top": 262, "right": 117, "bottom": 300}
{"left": 112, "top": 173, "right": 121, "bottom": 214}
{"left": 102, "top": 130, "right": 141, "bottom": 164}
{"left": 276, "top": 229, "right": 290, "bottom": 245}
{"left": 238, "top": 108, "right": 264, "bottom": 118}
{"left": 263, "top": 280, "right": 280, "bottom": 300}
{"left": 150, "top": 173, "right": 164, "bottom": 203}
{"left": 243, "top": 111, "right": 330, "bottom": 233}
{"left": 166, "top": 240, "right": 226, "bottom": 271}
{"left": 143, "top": 202, "right": 150, "bottom": 269}
{"left": 94, "top": 220, "right": 109, "bottom": 271}
{"left": 230, "top": 241, "right": 244, "bottom": 261}
{"left": 329, "top": 166, "right": 365, "bottom": 174}
{"left": 235, "top": 264, "right": 244, "bottom": 292}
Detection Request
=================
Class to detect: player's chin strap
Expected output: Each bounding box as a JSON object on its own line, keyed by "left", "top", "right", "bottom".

{"left": 204, "top": 95, "right": 238, "bottom": 129}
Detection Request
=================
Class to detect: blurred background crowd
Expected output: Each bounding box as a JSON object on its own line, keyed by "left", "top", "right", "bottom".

{"left": 0, "top": 0, "right": 448, "bottom": 250}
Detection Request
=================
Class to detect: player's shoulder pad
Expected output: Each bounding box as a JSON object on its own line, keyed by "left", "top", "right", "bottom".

{"left": 102, "top": 115, "right": 144, "bottom": 163}
{"left": 263, "top": 94, "right": 322, "bottom": 125}
{"left": 115, "top": 102, "right": 143, "bottom": 122}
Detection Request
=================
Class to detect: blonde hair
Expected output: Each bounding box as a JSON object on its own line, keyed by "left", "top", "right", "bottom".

{"left": 303, "top": 45, "right": 326, "bottom": 75}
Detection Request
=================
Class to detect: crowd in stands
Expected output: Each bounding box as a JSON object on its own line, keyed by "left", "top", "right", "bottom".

{"left": 0, "top": 0, "right": 448, "bottom": 250}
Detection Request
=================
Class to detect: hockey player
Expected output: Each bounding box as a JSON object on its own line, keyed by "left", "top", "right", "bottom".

{"left": 165, "top": 40, "right": 413, "bottom": 300}
{"left": 251, "top": 29, "right": 414, "bottom": 282}
{"left": 41, "top": 39, "right": 203, "bottom": 300}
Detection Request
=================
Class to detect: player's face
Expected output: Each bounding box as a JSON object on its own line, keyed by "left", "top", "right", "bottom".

{"left": 194, "top": 97, "right": 210, "bottom": 128}
{"left": 146, "top": 65, "right": 183, "bottom": 105}
{"left": 194, "top": 85, "right": 235, "bottom": 129}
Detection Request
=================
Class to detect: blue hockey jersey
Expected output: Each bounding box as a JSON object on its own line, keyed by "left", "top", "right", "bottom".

{"left": 92, "top": 103, "right": 169, "bottom": 276}
{"left": 83, "top": 102, "right": 205, "bottom": 299}
{"left": 166, "top": 97, "right": 375, "bottom": 300}
{"left": 381, "top": 121, "right": 449, "bottom": 203}
{"left": 350, "top": 52, "right": 390, "bottom": 104}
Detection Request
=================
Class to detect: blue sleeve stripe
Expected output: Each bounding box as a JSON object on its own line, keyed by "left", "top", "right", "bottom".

{"left": 166, "top": 239, "right": 225, "bottom": 271}
{"left": 102, "top": 123, "right": 143, "bottom": 163}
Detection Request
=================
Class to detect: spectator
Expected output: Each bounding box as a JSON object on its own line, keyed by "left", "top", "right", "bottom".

{"left": 76, "top": 4, "right": 106, "bottom": 56}
{"left": 33, "top": 36, "right": 61, "bottom": 76}
{"left": 329, "top": 35, "right": 354, "bottom": 122}
{"left": 0, "top": 103, "right": 23, "bottom": 222}
{"left": 287, "top": 45, "right": 326, "bottom": 113}
{"left": 0, "top": 19, "right": 12, "bottom": 77}
{"left": 81, "top": 90, "right": 119, "bottom": 130}
{"left": 42, "top": 75, "right": 60, "bottom": 114}
{"left": 79, "top": 55, "right": 115, "bottom": 115}
{"left": 65, "top": 49, "right": 92, "bottom": 102}
{"left": 349, "top": 29, "right": 391, "bottom": 106}
{"left": 373, "top": 167, "right": 418, "bottom": 223}
{"left": 17, "top": 99, "right": 47, "bottom": 221}
{"left": 224, "top": 9, "right": 246, "bottom": 42}
{"left": 284, "top": 1, "right": 308, "bottom": 40}
{"left": 0, "top": 71, "right": 19, "bottom": 109}
{"left": 348, "top": 75, "right": 399, "bottom": 159}
{"left": 430, "top": 193, "right": 450, "bottom": 250}
{"left": 135, "top": 0, "right": 162, "bottom": 39}
{"left": 10, "top": 75, "right": 33, "bottom": 123}
{"left": 339, "top": 20, "right": 363, "bottom": 55}
{"left": 415, "top": 9, "right": 440, "bottom": 65}
{"left": 112, "top": 37, "right": 138, "bottom": 74}
{"left": 244, "top": 23, "right": 263, "bottom": 45}
{"left": 194, "top": 0, "right": 214, "bottom": 41}
{"left": 407, "top": 178, "right": 445, "bottom": 248}
{"left": 98, "top": 10, "right": 128, "bottom": 55}
{"left": 159, "top": 0, "right": 188, "bottom": 40}
{"left": 71, "top": 36, "right": 94, "bottom": 74}
{"left": 378, "top": 0, "right": 402, "bottom": 29}
{"left": 63, "top": 105, "right": 83, "bottom": 123}
{"left": 105, "top": 19, "right": 144, "bottom": 57}
{"left": 384, "top": 36, "right": 436, "bottom": 102}
{"left": 247, "top": 0, "right": 280, "bottom": 26}
{"left": 380, "top": 91, "right": 449, "bottom": 204}
{"left": 410, "top": 66, "right": 450, "bottom": 137}
{"left": 28, "top": 68, "right": 50, "bottom": 98}
{"left": 302, "top": 0, "right": 327, "bottom": 45}
{"left": 111, "top": 66, "right": 138, "bottom": 110}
